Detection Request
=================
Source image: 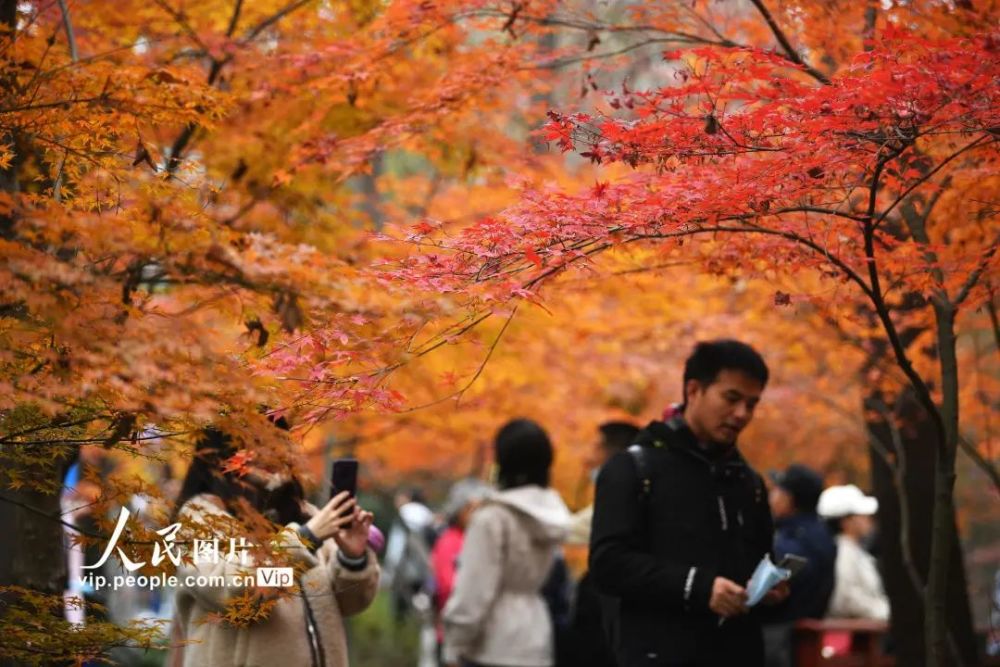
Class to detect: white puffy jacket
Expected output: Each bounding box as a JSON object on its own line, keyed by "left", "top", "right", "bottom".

{"left": 827, "top": 534, "right": 890, "bottom": 621}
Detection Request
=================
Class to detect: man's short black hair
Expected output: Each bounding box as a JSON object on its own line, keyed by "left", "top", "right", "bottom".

{"left": 598, "top": 421, "right": 640, "bottom": 454}
{"left": 682, "top": 339, "right": 769, "bottom": 402}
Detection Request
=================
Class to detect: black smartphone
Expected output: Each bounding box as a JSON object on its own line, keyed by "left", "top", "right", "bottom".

{"left": 778, "top": 554, "right": 809, "bottom": 578}
{"left": 330, "top": 458, "right": 359, "bottom": 502}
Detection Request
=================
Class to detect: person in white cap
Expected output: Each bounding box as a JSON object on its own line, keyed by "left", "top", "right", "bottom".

{"left": 817, "top": 485, "right": 890, "bottom": 621}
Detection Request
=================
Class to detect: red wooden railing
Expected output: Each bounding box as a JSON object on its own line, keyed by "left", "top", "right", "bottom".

{"left": 793, "top": 619, "right": 893, "bottom": 667}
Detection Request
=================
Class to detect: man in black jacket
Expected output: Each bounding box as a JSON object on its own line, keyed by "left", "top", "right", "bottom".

{"left": 590, "top": 340, "right": 786, "bottom": 667}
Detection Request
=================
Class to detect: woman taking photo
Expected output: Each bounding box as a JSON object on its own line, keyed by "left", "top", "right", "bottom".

{"left": 168, "top": 427, "right": 379, "bottom": 667}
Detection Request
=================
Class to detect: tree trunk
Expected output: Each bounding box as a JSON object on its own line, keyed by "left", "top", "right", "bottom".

{"left": 0, "top": 481, "right": 68, "bottom": 593}
{"left": 0, "top": 470, "right": 71, "bottom": 667}
{"left": 1, "top": 0, "right": 17, "bottom": 240}
{"left": 867, "top": 388, "right": 978, "bottom": 666}
{"left": 0, "top": 6, "right": 73, "bottom": 665}
{"left": 926, "top": 303, "right": 965, "bottom": 666}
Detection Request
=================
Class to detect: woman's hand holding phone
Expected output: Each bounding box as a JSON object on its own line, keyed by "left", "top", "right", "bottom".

{"left": 332, "top": 503, "right": 373, "bottom": 559}
{"left": 303, "top": 491, "right": 372, "bottom": 558}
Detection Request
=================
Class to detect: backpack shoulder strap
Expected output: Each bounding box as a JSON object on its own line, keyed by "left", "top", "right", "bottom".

{"left": 627, "top": 417, "right": 681, "bottom": 500}
{"left": 626, "top": 444, "right": 653, "bottom": 499}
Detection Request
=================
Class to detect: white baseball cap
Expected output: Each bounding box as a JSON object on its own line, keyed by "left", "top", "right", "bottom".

{"left": 817, "top": 484, "right": 879, "bottom": 518}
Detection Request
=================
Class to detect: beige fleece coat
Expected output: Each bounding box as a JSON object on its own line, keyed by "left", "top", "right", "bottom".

{"left": 168, "top": 494, "right": 379, "bottom": 667}
{"left": 442, "top": 486, "right": 570, "bottom": 667}
{"left": 827, "top": 534, "right": 890, "bottom": 621}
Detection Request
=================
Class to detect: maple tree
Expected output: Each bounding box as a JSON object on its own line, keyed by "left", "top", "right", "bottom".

{"left": 1, "top": 0, "right": 998, "bottom": 664}
{"left": 0, "top": 0, "right": 562, "bottom": 661}
{"left": 385, "top": 8, "right": 1000, "bottom": 667}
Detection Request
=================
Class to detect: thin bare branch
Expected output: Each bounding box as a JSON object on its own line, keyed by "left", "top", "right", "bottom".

{"left": 0, "top": 416, "right": 109, "bottom": 444}
{"left": 225, "top": 0, "right": 245, "bottom": 37}
{"left": 0, "top": 493, "right": 156, "bottom": 545}
{"left": 166, "top": 0, "right": 315, "bottom": 173}
{"left": 152, "top": 0, "right": 211, "bottom": 54}
{"left": 55, "top": 0, "right": 78, "bottom": 61}
{"left": 398, "top": 306, "right": 518, "bottom": 412}
{"left": 958, "top": 435, "right": 1000, "bottom": 496}
{"left": 521, "top": 38, "right": 697, "bottom": 71}
{"left": 859, "top": 148, "right": 947, "bottom": 458}
{"left": 243, "top": 0, "right": 313, "bottom": 42}
{"left": 747, "top": 0, "right": 830, "bottom": 84}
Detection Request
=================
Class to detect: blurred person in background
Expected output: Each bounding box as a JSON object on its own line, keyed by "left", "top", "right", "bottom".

{"left": 564, "top": 421, "right": 639, "bottom": 667}
{"left": 384, "top": 485, "right": 438, "bottom": 667}
{"left": 818, "top": 484, "right": 889, "bottom": 621}
{"left": 762, "top": 464, "right": 836, "bottom": 667}
{"left": 384, "top": 485, "right": 436, "bottom": 623}
{"left": 432, "top": 478, "right": 492, "bottom": 663}
{"left": 443, "top": 418, "right": 570, "bottom": 667}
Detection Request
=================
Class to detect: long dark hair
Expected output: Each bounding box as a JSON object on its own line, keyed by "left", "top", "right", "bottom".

{"left": 494, "top": 418, "right": 553, "bottom": 489}
{"left": 174, "top": 427, "right": 306, "bottom": 525}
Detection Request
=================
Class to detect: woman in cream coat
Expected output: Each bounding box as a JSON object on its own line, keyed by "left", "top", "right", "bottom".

{"left": 168, "top": 428, "right": 379, "bottom": 667}
{"left": 443, "top": 419, "right": 571, "bottom": 667}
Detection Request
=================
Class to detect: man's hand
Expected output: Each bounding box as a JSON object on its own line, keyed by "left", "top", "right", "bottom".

{"left": 709, "top": 577, "right": 749, "bottom": 618}
{"left": 761, "top": 580, "right": 790, "bottom": 606}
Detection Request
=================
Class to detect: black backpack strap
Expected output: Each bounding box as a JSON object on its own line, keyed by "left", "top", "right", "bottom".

{"left": 627, "top": 444, "right": 653, "bottom": 500}
{"left": 627, "top": 417, "right": 680, "bottom": 501}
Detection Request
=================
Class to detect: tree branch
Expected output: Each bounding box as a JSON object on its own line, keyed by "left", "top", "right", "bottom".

{"left": 774, "top": 206, "right": 870, "bottom": 223}
{"left": 875, "top": 135, "right": 991, "bottom": 228}
{"left": 243, "top": 0, "right": 313, "bottom": 42}
{"left": 0, "top": 494, "right": 162, "bottom": 546}
{"left": 521, "top": 38, "right": 700, "bottom": 71}
{"left": 870, "top": 397, "right": 926, "bottom": 597}
{"left": 0, "top": 416, "right": 109, "bottom": 444}
{"left": 397, "top": 306, "right": 518, "bottom": 412}
{"left": 747, "top": 0, "right": 830, "bottom": 84}
{"left": 455, "top": 10, "right": 735, "bottom": 44}
{"left": 862, "top": 153, "right": 948, "bottom": 457}
{"left": 165, "top": 0, "right": 315, "bottom": 173}
{"left": 55, "top": 0, "right": 78, "bottom": 62}
{"left": 953, "top": 232, "right": 1000, "bottom": 307}
{"left": 900, "top": 175, "right": 949, "bottom": 302}
{"left": 226, "top": 0, "right": 245, "bottom": 37}
{"left": 958, "top": 435, "right": 1000, "bottom": 496}
{"left": 152, "top": 0, "right": 211, "bottom": 54}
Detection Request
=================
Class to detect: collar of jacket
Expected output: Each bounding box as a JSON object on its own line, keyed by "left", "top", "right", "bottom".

{"left": 644, "top": 418, "right": 750, "bottom": 472}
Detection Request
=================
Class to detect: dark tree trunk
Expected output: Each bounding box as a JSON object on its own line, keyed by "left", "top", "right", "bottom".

{"left": 0, "top": 6, "right": 72, "bottom": 665}
{"left": 867, "top": 388, "right": 978, "bottom": 666}
{"left": 0, "top": 479, "right": 68, "bottom": 593}
{"left": 0, "top": 467, "right": 71, "bottom": 667}
{"left": 1, "top": 0, "right": 17, "bottom": 240}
